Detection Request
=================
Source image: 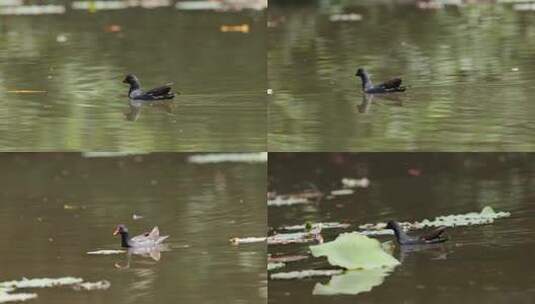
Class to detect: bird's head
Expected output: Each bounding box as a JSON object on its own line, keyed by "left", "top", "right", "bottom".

{"left": 123, "top": 74, "right": 139, "bottom": 85}
{"left": 355, "top": 68, "right": 365, "bottom": 77}
{"left": 113, "top": 224, "right": 128, "bottom": 236}
{"left": 385, "top": 221, "right": 397, "bottom": 230}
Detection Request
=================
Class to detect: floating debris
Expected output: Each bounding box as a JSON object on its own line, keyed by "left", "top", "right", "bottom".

{"left": 104, "top": 24, "right": 122, "bottom": 33}
{"left": 511, "top": 67, "right": 519, "bottom": 72}
{"left": 56, "top": 34, "right": 68, "bottom": 43}
{"left": 268, "top": 255, "right": 308, "bottom": 263}
{"left": 358, "top": 206, "right": 511, "bottom": 231}
{"left": 268, "top": 228, "right": 323, "bottom": 245}
{"left": 0, "top": 289, "right": 37, "bottom": 303}
{"left": 187, "top": 153, "right": 267, "bottom": 164}
{"left": 329, "top": 13, "right": 362, "bottom": 22}
{"left": 220, "top": 24, "right": 250, "bottom": 33}
{"left": 280, "top": 222, "right": 351, "bottom": 231}
{"left": 72, "top": 1, "right": 127, "bottom": 10}
{"left": 267, "top": 89, "right": 273, "bottom": 95}
{"left": 268, "top": 196, "right": 309, "bottom": 207}
{"left": 310, "top": 233, "right": 400, "bottom": 270}
{"left": 233, "top": 227, "right": 323, "bottom": 246}
{"left": 0, "top": 5, "right": 65, "bottom": 15}
{"left": 341, "top": 178, "right": 370, "bottom": 188}
{"left": 0, "top": 277, "right": 109, "bottom": 302}
{"left": 267, "top": 262, "right": 285, "bottom": 271}
{"left": 330, "top": 189, "right": 354, "bottom": 196}
{"left": 0, "top": 277, "right": 83, "bottom": 290}
{"left": 271, "top": 269, "right": 343, "bottom": 280}
{"left": 132, "top": 213, "right": 144, "bottom": 220}
{"left": 6, "top": 90, "right": 47, "bottom": 94}
{"left": 176, "top": 0, "right": 266, "bottom": 11}
{"left": 514, "top": 3, "right": 535, "bottom": 11}
{"left": 0, "top": 0, "right": 23, "bottom": 6}
{"left": 87, "top": 250, "right": 126, "bottom": 255}
{"left": 81, "top": 152, "right": 149, "bottom": 158}
{"left": 73, "top": 280, "right": 110, "bottom": 291}
{"left": 313, "top": 268, "right": 394, "bottom": 295}
{"left": 230, "top": 237, "right": 266, "bottom": 245}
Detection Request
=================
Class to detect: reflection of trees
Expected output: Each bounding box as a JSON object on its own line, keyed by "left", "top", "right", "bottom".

{"left": 268, "top": 4, "right": 535, "bottom": 150}
{"left": 2, "top": 11, "right": 266, "bottom": 151}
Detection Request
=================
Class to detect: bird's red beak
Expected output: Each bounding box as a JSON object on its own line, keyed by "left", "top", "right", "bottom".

{"left": 113, "top": 227, "right": 120, "bottom": 236}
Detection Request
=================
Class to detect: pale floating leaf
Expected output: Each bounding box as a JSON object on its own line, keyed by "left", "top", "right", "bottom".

{"left": 310, "top": 233, "right": 400, "bottom": 270}
{"left": 87, "top": 250, "right": 126, "bottom": 255}
{"left": 330, "top": 189, "right": 354, "bottom": 196}
{"left": 281, "top": 222, "right": 350, "bottom": 231}
{"left": 0, "top": 277, "right": 83, "bottom": 289}
{"left": 313, "top": 268, "right": 394, "bottom": 295}
{"left": 230, "top": 237, "right": 266, "bottom": 245}
{"left": 268, "top": 196, "right": 309, "bottom": 207}
{"left": 268, "top": 255, "right": 308, "bottom": 263}
{"left": 187, "top": 153, "right": 267, "bottom": 164}
{"left": 358, "top": 206, "right": 511, "bottom": 230}
{"left": 267, "top": 263, "right": 285, "bottom": 271}
{"left": 341, "top": 178, "right": 370, "bottom": 188}
{"left": 0, "top": 291, "right": 37, "bottom": 303}
{"left": 73, "top": 280, "right": 110, "bottom": 291}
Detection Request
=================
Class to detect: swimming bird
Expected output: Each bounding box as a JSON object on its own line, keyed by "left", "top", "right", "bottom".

{"left": 385, "top": 221, "right": 448, "bottom": 245}
{"left": 113, "top": 224, "right": 169, "bottom": 248}
{"left": 355, "top": 68, "right": 406, "bottom": 94}
{"left": 123, "top": 74, "right": 176, "bottom": 100}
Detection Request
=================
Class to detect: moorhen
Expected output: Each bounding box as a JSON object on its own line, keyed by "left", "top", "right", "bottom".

{"left": 386, "top": 221, "right": 448, "bottom": 245}
{"left": 113, "top": 224, "right": 169, "bottom": 248}
{"left": 355, "top": 68, "right": 406, "bottom": 94}
{"left": 123, "top": 74, "right": 176, "bottom": 100}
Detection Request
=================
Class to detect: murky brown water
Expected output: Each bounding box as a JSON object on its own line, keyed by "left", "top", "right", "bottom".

{"left": 1, "top": 8, "right": 266, "bottom": 151}
{"left": 268, "top": 2, "right": 535, "bottom": 151}
{"left": 0, "top": 153, "right": 266, "bottom": 303}
{"left": 268, "top": 153, "right": 535, "bottom": 303}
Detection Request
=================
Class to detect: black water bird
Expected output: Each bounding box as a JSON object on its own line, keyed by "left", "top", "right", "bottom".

{"left": 386, "top": 221, "right": 448, "bottom": 246}
{"left": 355, "top": 68, "right": 406, "bottom": 94}
{"left": 123, "top": 74, "right": 176, "bottom": 100}
{"left": 113, "top": 224, "right": 169, "bottom": 248}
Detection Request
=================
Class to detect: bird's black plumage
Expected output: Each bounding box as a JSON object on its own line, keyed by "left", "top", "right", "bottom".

{"left": 386, "top": 221, "right": 448, "bottom": 246}
{"left": 123, "top": 74, "right": 176, "bottom": 100}
{"left": 355, "top": 68, "right": 406, "bottom": 94}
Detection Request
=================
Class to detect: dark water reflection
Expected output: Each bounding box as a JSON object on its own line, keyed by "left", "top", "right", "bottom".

{"left": 1, "top": 9, "right": 266, "bottom": 151}
{"left": 268, "top": 2, "right": 535, "bottom": 151}
{"left": 0, "top": 153, "right": 266, "bottom": 303}
{"left": 268, "top": 153, "right": 535, "bottom": 303}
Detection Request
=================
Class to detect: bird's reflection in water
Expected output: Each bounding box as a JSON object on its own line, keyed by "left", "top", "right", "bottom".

{"left": 124, "top": 99, "right": 175, "bottom": 121}
{"left": 397, "top": 243, "right": 449, "bottom": 263}
{"left": 358, "top": 94, "right": 404, "bottom": 113}
{"left": 114, "top": 244, "right": 171, "bottom": 269}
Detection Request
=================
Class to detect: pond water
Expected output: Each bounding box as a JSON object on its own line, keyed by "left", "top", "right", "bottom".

{"left": 1, "top": 8, "right": 266, "bottom": 151}
{"left": 268, "top": 2, "right": 535, "bottom": 151}
{"left": 268, "top": 153, "right": 535, "bottom": 303}
{"left": 0, "top": 153, "right": 266, "bottom": 303}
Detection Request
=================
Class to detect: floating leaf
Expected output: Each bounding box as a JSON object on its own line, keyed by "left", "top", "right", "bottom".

{"left": 310, "top": 233, "right": 400, "bottom": 270}
{"left": 313, "top": 268, "right": 394, "bottom": 295}
{"left": 358, "top": 206, "right": 511, "bottom": 231}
